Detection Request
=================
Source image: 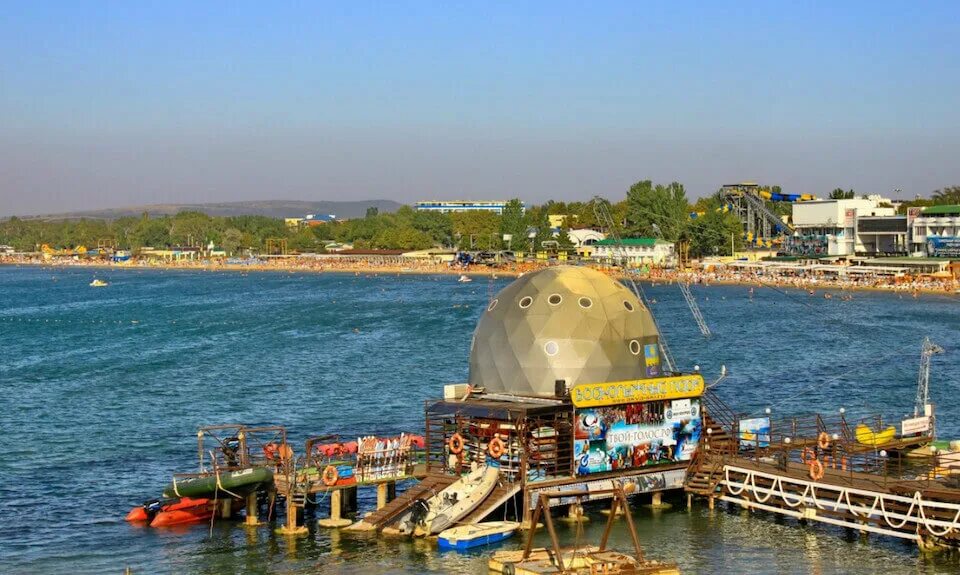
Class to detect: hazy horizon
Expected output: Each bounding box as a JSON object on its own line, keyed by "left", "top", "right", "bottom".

{"left": 2, "top": 2, "right": 958, "bottom": 216}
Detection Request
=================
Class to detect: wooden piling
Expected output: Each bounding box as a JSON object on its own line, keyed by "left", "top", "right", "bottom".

{"left": 244, "top": 492, "right": 259, "bottom": 526}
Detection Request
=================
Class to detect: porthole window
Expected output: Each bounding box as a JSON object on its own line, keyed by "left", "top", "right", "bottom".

{"left": 544, "top": 341, "right": 559, "bottom": 356}
{"left": 623, "top": 300, "right": 635, "bottom": 312}
{"left": 548, "top": 294, "right": 562, "bottom": 306}
{"left": 487, "top": 299, "right": 498, "bottom": 312}
{"left": 629, "top": 340, "right": 642, "bottom": 355}
{"left": 578, "top": 297, "right": 593, "bottom": 309}
{"left": 519, "top": 296, "right": 533, "bottom": 309}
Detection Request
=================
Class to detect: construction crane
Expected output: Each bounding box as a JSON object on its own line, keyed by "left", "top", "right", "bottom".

{"left": 592, "top": 198, "right": 678, "bottom": 373}
{"left": 914, "top": 337, "right": 944, "bottom": 422}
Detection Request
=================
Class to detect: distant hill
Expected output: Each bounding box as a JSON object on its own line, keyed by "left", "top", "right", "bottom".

{"left": 15, "top": 200, "right": 406, "bottom": 221}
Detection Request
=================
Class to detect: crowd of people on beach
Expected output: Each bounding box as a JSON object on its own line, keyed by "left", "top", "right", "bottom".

{"left": 2, "top": 252, "right": 958, "bottom": 295}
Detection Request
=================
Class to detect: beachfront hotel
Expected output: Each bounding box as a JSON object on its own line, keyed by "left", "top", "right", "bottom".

{"left": 415, "top": 201, "right": 521, "bottom": 214}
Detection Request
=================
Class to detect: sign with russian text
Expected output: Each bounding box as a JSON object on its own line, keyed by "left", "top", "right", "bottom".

{"left": 571, "top": 374, "right": 704, "bottom": 408}
{"left": 901, "top": 416, "right": 931, "bottom": 436}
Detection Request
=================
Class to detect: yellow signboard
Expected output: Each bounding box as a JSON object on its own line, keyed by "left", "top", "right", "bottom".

{"left": 571, "top": 374, "right": 705, "bottom": 408}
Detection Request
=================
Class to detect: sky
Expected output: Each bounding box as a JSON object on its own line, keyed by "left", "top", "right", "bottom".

{"left": 1, "top": 1, "right": 959, "bottom": 216}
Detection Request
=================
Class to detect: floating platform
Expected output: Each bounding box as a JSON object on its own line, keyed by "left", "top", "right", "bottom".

{"left": 489, "top": 547, "right": 680, "bottom": 575}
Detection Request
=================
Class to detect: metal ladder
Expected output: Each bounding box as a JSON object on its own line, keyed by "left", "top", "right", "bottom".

{"left": 678, "top": 282, "right": 711, "bottom": 337}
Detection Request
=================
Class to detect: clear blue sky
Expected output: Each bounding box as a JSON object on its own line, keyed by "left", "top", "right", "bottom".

{"left": 2, "top": 1, "right": 958, "bottom": 215}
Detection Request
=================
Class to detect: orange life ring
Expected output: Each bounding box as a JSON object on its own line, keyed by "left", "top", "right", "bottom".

{"left": 449, "top": 433, "right": 465, "bottom": 455}
{"left": 817, "top": 432, "right": 830, "bottom": 450}
{"left": 488, "top": 436, "right": 505, "bottom": 459}
{"left": 322, "top": 465, "right": 339, "bottom": 486}
{"left": 263, "top": 442, "right": 279, "bottom": 460}
{"left": 801, "top": 447, "right": 816, "bottom": 464}
{"left": 808, "top": 459, "right": 825, "bottom": 481}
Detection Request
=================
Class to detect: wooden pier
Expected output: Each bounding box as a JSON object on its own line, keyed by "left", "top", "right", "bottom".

{"left": 684, "top": 391, "right": 960, "bottom": 548}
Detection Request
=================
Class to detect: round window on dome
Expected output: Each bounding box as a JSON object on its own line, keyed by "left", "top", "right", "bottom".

{"left": 519, "top": 296, "right": 533, "bottom": 309}
{"left": 623, "top": 300, "right": 635, "bottom": 312}
{"left": 548, "top": 294, "right": 562, "bottom": 306}
{"left": 578, "top": 297, "right": 593, "bottom": 309}
{"left": 487, "top": 299, "right": 498, "bottom": 312}
{"left": 629, "top": 340, "right": 642, "bottom": 355}
{"left": 544, "top": 341, "right": 560, "bottom": 356}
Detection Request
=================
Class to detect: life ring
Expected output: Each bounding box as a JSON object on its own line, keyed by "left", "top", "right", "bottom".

{"left": 322, "top": 465, "right": 339, "bottom": 486}
{"left": 263, "top": 442, "right": 279, "bottom": 460}
{"left": 448, "top": 433, "right": 465, "bottom": 455}
{"left": 488, "top": 436, "right": 505, "bottom": 459}
{"left": 808, "top": 459, "right": 825, "bottom": 481}
{"left": 817, "top": 432, "right": 830, "bottom": 450}
{"left": 278, "top": 443, "right": 294, "bottom": 461}
{"left": 801, "top": 447, "right": 816, "bottom": 464}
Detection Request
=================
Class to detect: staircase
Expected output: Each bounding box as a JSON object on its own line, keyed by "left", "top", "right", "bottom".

{"left": 359, "top": 473, "right": 457, "bottom": 529}
{"left": 685, "top": 391, "right": 739, "bottom": 496}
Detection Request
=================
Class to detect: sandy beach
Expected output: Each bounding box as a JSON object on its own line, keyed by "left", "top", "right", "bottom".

{"left": 3, "top": 256, "right": 958, "bottom": 297}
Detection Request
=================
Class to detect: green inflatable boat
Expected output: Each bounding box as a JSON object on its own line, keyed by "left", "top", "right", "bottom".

{"left": 163, "top": 467, "right": 273, "bottom": 498}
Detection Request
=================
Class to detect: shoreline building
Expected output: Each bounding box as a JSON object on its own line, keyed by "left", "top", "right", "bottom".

{"left": 592, "top": 238, "right": 676, "bottom": 267}
{"left": 786, "top": 196, "right": 897, "bottom": 256}
{"left": 910, "top": 205, "right": 960, "bottom": 258}
{"left": 415, "top": 201, "right": 520, "bottom": 215}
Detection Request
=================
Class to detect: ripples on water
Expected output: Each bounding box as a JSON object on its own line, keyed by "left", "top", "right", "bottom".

{"left": 1, "top": 266, "right": 958, "bottom": 574}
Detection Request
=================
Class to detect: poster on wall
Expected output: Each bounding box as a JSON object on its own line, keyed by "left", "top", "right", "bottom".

{"left": 574, "top": 398, "right": 702, "bottom": 476}
{"left": 738, "top": 417, "right": 771, "bottom": 449}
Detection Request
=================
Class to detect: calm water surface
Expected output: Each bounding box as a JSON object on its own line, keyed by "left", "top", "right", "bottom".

{"left": 1, "top": 266, "right": 959, "bottom": 574}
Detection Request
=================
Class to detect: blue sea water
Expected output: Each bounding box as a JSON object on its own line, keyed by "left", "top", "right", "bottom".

{"left": 1, "top": 265, "right": 958, "bottom": 574}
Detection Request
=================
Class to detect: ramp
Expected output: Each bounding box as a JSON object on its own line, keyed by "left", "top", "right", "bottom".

{"left": 357, "top": 473, "right": 457, "bottom": 530}
{"left": 458, "top": 482, "right": 521, "bottom": 525}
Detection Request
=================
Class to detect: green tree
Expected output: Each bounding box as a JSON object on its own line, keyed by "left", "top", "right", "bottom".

{"left": 365, "top": 206, "right": 379, "bottom": 218}
{"left": 625, "top": 180, "right": 690, "bottom": 241}
{"left": 499, "top": 198, "right": 526, "bottom": 250}
{"left": 829, "top": 188, "right": 855, "bottom": 200}
{"left": 932, "top": 186, "right": 960, "bottom": 205}
{"left": 451, "top": 211, "right": 501, "bottom": 250}
{"left": 687, "top": 197, "right": 743, "bottom": 257}
{"left": 221, "top": 228, "right": 243, "bottom": 254}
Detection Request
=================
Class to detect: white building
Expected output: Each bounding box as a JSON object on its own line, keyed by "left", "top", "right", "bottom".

{"left": 787, "top": 198, "right": 897, "bottom": 256}
{"left": 909, "top": 205, "right": 960, "bottom": 257}
{"left": 592, "top": 238, "right": 675, "bottom": 267}
{"left": 567, "top": 229, "right": 605, "bottom": 257}
{"left": 415, "top": 201, "right": 520, "bottom": 214}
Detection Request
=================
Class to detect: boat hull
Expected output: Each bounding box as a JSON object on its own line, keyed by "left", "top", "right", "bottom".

{"left": 162, "top": 467, "right": 273, "bottom": 498}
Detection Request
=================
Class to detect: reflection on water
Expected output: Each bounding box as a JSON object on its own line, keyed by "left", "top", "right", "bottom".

{"left": 1, "top": 266, "right": 959, "bottom": 574}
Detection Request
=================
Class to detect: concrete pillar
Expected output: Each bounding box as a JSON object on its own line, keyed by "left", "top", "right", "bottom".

{"left": 275, "top": 494, "right": 308, "bottom": 536}
{"left": 245, "top": 492, "right": 260, "bottom": 526}
{"left": 560, "top": 502, "right": 590, "bottom": 523}
{"left": 377, "top": 482, "right": 396, "bottom": 509}
{"left": 318, "top": 488, "right": 352, "bottom": 528}
{"left": 687, "top": 494, "right": 693, "bottom": 510}
{"left": 708, "top": 496, "right": 715, "bottom": 510}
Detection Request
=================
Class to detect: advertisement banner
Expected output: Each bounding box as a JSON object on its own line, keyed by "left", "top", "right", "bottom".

{"left": 571, "top": 374, "right": 704, "bottom": 408}
{"left": 574, "top": 398, "right": 702, "bottom": 476}
{"left": 901, "top": 416, "right": 931, "bottom": 435}
{"left": 738, "top": 417, "right": 771, "bottom": 449}
{"left": 927, "top": 237, "right": 960, "bottom": 258}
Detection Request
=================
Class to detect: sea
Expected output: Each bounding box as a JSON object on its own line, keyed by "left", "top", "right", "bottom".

{"left": 1, "top": 265, "right": 959, "bottom": 574}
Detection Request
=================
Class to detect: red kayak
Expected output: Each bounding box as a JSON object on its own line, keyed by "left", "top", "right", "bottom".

{"left": 125, "top": 497, "right": 212, "bottom": 526}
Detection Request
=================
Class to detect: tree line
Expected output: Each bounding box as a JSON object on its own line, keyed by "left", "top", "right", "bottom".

{"left": 2, "top": 183, "right": 957, "bottom": 257}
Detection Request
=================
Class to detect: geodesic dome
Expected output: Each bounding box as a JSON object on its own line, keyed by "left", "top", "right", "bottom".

{"left": 468, "top": 265, "right": 661, "bottom": 397}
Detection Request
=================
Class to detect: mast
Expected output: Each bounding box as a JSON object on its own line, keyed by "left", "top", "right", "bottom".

{"left": 914, "top": 337, "right": 944, "bottom": 422}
